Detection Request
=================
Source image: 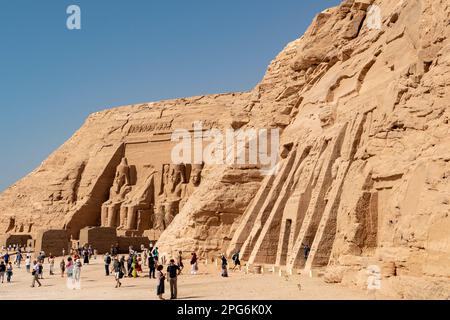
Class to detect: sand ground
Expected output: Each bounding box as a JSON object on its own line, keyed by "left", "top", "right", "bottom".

{"left": 0, "top": 256, "right": 383, "bottom": 300}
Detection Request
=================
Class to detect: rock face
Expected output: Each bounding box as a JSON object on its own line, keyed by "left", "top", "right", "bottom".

{"left": 1, "top": 0, "right": 449, "bottom": 299}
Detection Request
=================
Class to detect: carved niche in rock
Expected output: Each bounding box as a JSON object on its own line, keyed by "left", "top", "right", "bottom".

{"left": 153, "top": 163, "right": 204, "bottom": 231}
{"left": 100, "top": 160, "right": 204, "bottom": 234}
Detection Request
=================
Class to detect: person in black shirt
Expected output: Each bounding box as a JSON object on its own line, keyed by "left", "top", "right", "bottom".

{"left": 148, "top": 255, "right": 156, "bottom": 279}
{"left": 166, "top": 259, "right": 181, "bottom": 299}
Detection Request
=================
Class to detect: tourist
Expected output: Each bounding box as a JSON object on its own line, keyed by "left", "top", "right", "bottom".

{"left": 177, "top": 251, "right": 184, "bottom": 272}
{"left": 72, "top": 259, "right": 82, "bottom": 289}
{"left": 131, "top": 255, "right": 139, "bottom": 278}
{"left": 0, "top": 260, "right": 6, "bottom": 283}
{"left": 221, "top": 254, "right": 228, "bottom": 277}
{"left": 167, "top": 259, "right": 181, "bottom": 299}
{"left": 104, "top": 253, "right": 112, "bottom": 276}
{"left": 3, "top": 252, "right": 10, "bottom": 264}
{"left": 149, "top": 242, "right": 154, "bottom": 256}
{"left": 38, "top": 251, "right": 45, "bottom": 263}
{"left": 136, "top": 255, "right": 143, "bottom": 274}
{"left": 94, "top": 249, "right": 98, "bottom": 260}
{"left": 6, "top": 262, "right": 13, "bottom": 282}
{"left": 25, "top": 256, "right": 31, "bottom": 273}
{"left": 156, "top": 265, "right": 166, "bottom": 300}
{"left": 48, "top": 254, "right": 55, "bottom": 275}
{"left": 62, "top": 248, "right": 66, "bottom": 257}
{"left": 112, "top": 257, "right": 124, "bottom": 288}
{"left": 88, "top": 245, "right": 93, "bottom": 259}
{"left": 37, "top": 260, "right": 44, "bottom": 279}
{"left": 190, "top": 252, "right": 198, "bottom": 275}
{"left": 65, "top": 257, "right": 74, "bottom": 287}
{"left": 60, "top": 258, "right": 66, "bottom": 277}
{"left": 142, "top": 249, "right": 148, "bottom": 266}
{"left": 73, "top": 250, "right": 80, "bottom": 261}
{"left": 15, "top": 251, "right": 23, "bottom": 268}
{"left": 152, "top": 247, "right": 159, "bottom": 263}
{"left": 127, "top": 255, "right": 133, "bottom": 277}
{"left": 31, "top": 261, "right": 42, "bottom": 288}
{"left": 148, "top": 254, "right": 156, "bottom": 279}
{"left": 83, "top": 248, "right": 89, "bottom": 265}
{"left": 66, "top": 257, "right": 74, "bottom": 278}
{"left": 119, "top": 256, "right": 126, "bottom": 274}
{"left": 232, "top": 251, "right": 241, "bottom": 271}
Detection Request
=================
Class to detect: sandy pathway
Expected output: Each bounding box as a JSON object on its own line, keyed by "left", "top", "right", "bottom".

{"left": 0, "top": 257, "right": 381, "bottom": 300}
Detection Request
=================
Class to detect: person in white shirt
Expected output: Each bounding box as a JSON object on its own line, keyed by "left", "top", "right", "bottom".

{"left": 25, "top": 257, "right": 31, "bottom": 273}
{"left": 31, "top": 261, "right": 42, "bottom": 287}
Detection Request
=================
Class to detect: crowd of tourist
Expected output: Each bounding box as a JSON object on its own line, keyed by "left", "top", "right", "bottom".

{"left": 0, "top": 243, "right": 243, "bottom": 300}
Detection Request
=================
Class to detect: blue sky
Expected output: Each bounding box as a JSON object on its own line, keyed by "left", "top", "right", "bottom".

{"left": 0, "top": 0, "right": 340, "bottom": 192}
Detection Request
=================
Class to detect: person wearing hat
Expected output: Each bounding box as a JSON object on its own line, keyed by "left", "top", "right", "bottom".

{"left": 112, "top": 256, "right": 124, "bottom": 288}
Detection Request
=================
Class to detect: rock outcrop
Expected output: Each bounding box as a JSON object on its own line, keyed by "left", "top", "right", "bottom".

{"left": 1, "top": 0, "right": 449, "bottom": 299}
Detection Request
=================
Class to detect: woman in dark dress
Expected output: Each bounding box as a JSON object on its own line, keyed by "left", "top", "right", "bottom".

{"left": 156, "top": 265, "right": 166, "bottom": 300}
{"left": 221, "top": 254, "right": 228, "bottom": 277}
{"left": 83, "top": 248, "right": 89, "bottom": 264}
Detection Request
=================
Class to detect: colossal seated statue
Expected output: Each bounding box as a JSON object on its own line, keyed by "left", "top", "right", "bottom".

{"left": 154, "top": 164, "right": 185, "bottom": 231}
{"left": 118, "top": 168, "right": 156, "bottom": 231}
{"left": 180, "top": 164, "right": 203, "bottom": 209}
{"left": 101, "top": 157, "right": 132, "bottom": 228}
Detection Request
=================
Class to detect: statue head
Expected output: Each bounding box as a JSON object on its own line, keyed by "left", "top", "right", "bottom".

{"left": 190, "top": 164, "right": 203, "bottom": 186}
{"left": 163, "top": 164, "right": 170, "bottom": 174}
{"left": 120, "top": 157, "right": 129, "bottom": 167}
{"left": 190, "top": 170, "right": 201, "bottom": 186}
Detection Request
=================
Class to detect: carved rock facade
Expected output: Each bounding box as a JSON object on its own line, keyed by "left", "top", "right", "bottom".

{"left": 0, "top": 0, "right": 449, "bottom": 298}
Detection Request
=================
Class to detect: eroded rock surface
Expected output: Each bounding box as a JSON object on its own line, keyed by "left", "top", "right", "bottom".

{"left": 1, "top": 0, "right": 449, "bottom": 298}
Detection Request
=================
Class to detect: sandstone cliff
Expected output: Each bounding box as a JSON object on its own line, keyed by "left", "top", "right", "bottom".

{"left": 1, "top": 0, "right": 449, "bottom": 299}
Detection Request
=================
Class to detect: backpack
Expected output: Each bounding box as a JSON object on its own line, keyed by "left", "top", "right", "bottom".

{"left": 106, "top": 256, "right": 111, "bottom": 264}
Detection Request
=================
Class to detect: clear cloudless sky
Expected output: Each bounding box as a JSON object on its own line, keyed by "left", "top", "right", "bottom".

{"left": 0, "top": 0, "right": 340, "bottom": 192}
